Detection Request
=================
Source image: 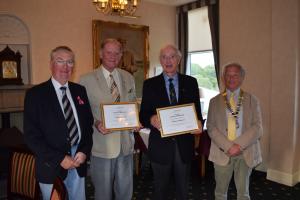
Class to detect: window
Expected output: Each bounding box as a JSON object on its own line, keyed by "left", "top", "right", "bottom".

{"left": 187, "top": 7, "right": 219, "bottom": 121}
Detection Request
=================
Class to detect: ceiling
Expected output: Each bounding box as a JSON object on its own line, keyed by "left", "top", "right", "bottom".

{"left": 144, "top": 0, "right": 196, "bottom": 6}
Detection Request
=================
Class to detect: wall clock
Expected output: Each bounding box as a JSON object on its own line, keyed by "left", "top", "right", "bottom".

{"left": 0, "top": 46, "right": 23, "bottom": 85}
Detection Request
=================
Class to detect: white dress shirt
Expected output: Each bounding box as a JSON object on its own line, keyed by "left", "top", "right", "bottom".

{"left": 51, "top": 77, "right": 82, "bottom": 142}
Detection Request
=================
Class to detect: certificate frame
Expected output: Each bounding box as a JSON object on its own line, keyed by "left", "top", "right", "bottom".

{"left": 101, "top": 102, "right": 139, "bottom": 131}
{"left": 157, "top": 103, "right": 199, "bottom": 137}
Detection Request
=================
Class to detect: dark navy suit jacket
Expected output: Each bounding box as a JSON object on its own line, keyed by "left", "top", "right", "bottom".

{"left": 24, "top": 79, "right": 93, "bottom": 183}
{"left": 139, "top": 73, "right": 203, "bottom": 164}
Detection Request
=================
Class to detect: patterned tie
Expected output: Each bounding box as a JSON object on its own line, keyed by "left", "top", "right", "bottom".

{"left": 109, "top": 74, "right": 125, "bottom": 153}
{"left": 110, "top": 74, "right": 120, "bottom": 102}
{"left": 228, "top": 93, "right": 237, "bottom": 141}
{"left": 60, "top": 87, "right": 79, "bottom": 146}
{"left": 168, "top": 78, "right": 177, "bottom": 105}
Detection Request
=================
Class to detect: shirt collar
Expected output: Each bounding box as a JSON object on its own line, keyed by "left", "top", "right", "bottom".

{"left": 163, "top": 72, "right": 178, "bottom": 83}
{"left": 226, "top": 88, "right": 240, "bottom": 99}
{"left": 101, "top": 65, "right": 118, "bottom": 80}
{"left": 51, "top": 76, "right": 69, "bottom": 91}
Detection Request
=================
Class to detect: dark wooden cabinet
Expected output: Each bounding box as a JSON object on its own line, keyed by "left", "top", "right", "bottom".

{"left": 0, "top": 85, "right": 32, "bottom": 128}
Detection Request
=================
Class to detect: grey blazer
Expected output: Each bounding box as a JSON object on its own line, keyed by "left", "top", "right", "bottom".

{"left": 79, "top": 66, "right": 136, "bottom": 159}
{"left": 207, "top": 91, "right": 263, "bottom": 168}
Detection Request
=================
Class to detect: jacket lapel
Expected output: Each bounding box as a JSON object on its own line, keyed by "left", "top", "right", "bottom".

{"left": 216, "top": 93, "right": 227, "bottom": 134}
{"left": 46, "top": 79, "right": 67, "bottom": 126}
{"left": 241, "top": 92, "right": 250, "bottom": 133}
{"left": 177, "top": 74, "right": 185, "bottom": 104}
{"left": 94, "top": 67, "right": 114, "bottom": 102}
{"left": 157, "top": 74, "right": 171, "bottom": 106}
{"left": 118, "top": 69, "right": 127, "bottom": 101}
{"left": 69, "top": 83, "right": 79, "bottom": 112}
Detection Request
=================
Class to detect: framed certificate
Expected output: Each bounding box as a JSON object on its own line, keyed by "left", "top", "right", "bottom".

{"left": 157, "top": 103, "right": 199, "bottom": 137}
{"left": 101, "top": 102, "right": 139, "bottom": 131}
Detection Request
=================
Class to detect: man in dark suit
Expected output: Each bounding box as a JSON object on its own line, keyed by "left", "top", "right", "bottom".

{"left": 139, "top": 44, "right": 203, "bottom": 200}
{"left": 24, "top": 46, "right": 93, "bottom": 200}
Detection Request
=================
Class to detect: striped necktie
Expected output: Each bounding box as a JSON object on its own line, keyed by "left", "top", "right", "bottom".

{"left": 168, "top": 78, "right": 177, "bottom": 105}
{"left": 60, "top": 87, "right": 79, "bottom": 146}
{"left": 227, "top": 93, "right": 237, "bottom": 141}
{"left": 110, "top": 74, "right": 120, "bottom": 102}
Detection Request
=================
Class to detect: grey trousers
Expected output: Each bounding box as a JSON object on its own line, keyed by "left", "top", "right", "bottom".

{"left": 90, "top": 154, "right": 133, "bottom": 200}
{"left": 214, "top": 155, "right": 252, "bottom": 200}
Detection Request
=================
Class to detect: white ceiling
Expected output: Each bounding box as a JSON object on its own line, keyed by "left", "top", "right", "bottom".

{"left": 144, "top": 0, "right": 196, "bottom": 6}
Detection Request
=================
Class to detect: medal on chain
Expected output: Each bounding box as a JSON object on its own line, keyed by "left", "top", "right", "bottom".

{"left": 222, "top": 90, "right": 244, "bottom": 128}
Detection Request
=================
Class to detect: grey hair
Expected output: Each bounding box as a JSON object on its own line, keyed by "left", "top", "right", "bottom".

{"left": 159, "top": 44, "right": 182, "bottom": 59}
{"left": 222, "top": 62, "right": 246, "bottom": 78}
{"left": 50, "top": 46, "right": 74, "bottom": 61}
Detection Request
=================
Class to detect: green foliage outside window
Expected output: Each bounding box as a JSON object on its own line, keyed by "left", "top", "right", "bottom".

{"left": 190, "top": 63, "right": 218, "bottom": 91}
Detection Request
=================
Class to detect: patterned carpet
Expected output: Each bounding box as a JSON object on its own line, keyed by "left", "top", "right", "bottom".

{"left": 85, "top": 156, "right": 300, "bottom": 200}
{"left": 1, "top": 156, "right": 300, "bottom": 200}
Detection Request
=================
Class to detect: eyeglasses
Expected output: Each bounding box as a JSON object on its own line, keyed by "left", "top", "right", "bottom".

{"left": 160, "top": 55, "right": 177, "bottom": 60}
{"left": 55, "top": 59, "right": 74, "bottom": 67}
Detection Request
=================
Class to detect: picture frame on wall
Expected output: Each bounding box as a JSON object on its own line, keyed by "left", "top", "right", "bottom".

{"left": 92, "top": 20, "right": 150, "bottom": 98}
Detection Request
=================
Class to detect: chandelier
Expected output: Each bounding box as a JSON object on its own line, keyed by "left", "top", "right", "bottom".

{"left": 93, "top": 0, "right": 140, "bottom": 17}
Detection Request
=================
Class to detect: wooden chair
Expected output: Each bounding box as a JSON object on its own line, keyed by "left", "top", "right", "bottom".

{"left": 194, "top": 130, "right": 211, "bottom": 177}
{"left": 50, "top": 177, "right": 68, "bottom": 200}
{"left": 7, "top": 148, "right": 40, "bottom": 200}
{"left": 133, "top": 130, "right": 149, "bottom": 176}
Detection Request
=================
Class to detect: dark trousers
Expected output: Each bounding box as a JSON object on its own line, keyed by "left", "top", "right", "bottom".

{"left": 151, "top": 141, "right": 191, "bottom": 200}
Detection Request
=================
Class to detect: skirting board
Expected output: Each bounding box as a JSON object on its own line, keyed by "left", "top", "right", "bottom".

{"left": 267, "top": 169, "right": 300, "bottom": 186}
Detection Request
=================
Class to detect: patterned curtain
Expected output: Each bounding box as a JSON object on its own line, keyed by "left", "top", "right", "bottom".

{"left": 176, "top": 0, "right": 220, "bottom": 86}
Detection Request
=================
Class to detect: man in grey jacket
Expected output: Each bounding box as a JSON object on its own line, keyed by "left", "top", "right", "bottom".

{"left": 207, "top": 62, "right": 263, "bottom": 200}
{"left": 80, "top": 38, "right": 137, "bottom": 200}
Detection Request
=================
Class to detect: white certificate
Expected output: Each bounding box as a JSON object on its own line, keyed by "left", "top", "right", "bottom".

{"left": 157, "top": 103, "right": 199, "bottom": 137}
{"left": 101, "top": 102, "right": 139, "bottom": 131}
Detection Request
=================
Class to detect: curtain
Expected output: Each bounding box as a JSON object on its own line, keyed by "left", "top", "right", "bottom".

{"left": 208, "top": 1, "right": 220, "bottom": 86}
{"left": 177, "top": 10, "right": 188, "bottom": 74}
{"left": 176, "top": 0, "right": 220, "bottom": 85}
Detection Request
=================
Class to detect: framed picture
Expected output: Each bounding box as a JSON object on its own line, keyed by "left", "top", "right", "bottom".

{"left": 156, "top": 103, "right": 199, "bottom": 137}
{"left": 101, "top": 102, "right": 139, "bottom": 131}
{"left": 92, "top": 20, "right": 149, "bottom": 98}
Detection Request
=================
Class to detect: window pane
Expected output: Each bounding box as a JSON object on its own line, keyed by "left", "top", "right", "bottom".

{"left": 189, "top": 51, "right": 219, "bottom": 119}
{"left": 187, "top": 7, "right": 219, "bottom": 122}
{"left": 188, "top": 7, "right": 212, "bottom": 52}
{"left": 190, "top": 52, "right": 218, "bottom": 91}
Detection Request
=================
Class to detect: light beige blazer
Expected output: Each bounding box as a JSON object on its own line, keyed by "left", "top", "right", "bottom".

{"left": 79, "top": 67, "right": 136, "bottom": 159}
{"left": 207, "top": 91, "right": 263, "bottom": 168}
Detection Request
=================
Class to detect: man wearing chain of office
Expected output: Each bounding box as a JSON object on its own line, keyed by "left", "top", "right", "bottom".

{"left": 207, "top": 62, "right": 263, "bottom": 200}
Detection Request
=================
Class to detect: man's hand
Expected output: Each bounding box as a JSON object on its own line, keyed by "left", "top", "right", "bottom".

{"left": 227, "top": 143, "right": 242, "bottom": 157}
{"left": 74, "top": 152, "right": 87, "bottom": 166}
{"left": 191, "top": 120, "right": 203, "bottom": 135}
{"left": 150, "top": 115, "right": 161, "bottom": 130}
{"left": 132, "top": 123, "right": 143, "bottom": 132}
{"left": 60, "top": 155, "right": 76, "bottom": 169}
{"left": 95, "top": 120, "right": 111, "bottom": 135}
